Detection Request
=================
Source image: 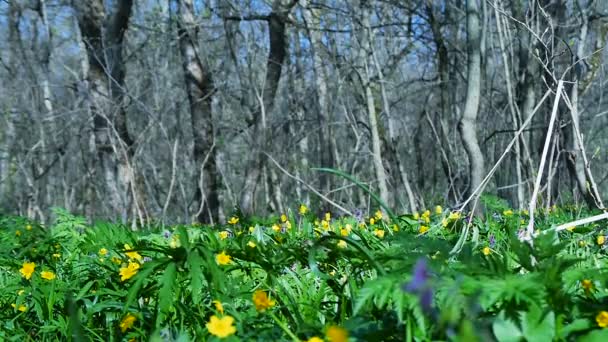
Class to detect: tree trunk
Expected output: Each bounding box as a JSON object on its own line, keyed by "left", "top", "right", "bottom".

{"left": 238, "top": 0, "right": 295, "bottom": 215}
{"left": 360, "top": 3, "right": 390, "bottom": 207}
{"left": 176, "top": 0, "right": 220, "bottom": 224}
{"left": 73, "top": 0, "right": 138, "bottom": 223}
{"left": 302, "top": 0, "right": 334, "bottom": 197}
{"left": 459, "top": 0, "right": 485, "bottom": 204}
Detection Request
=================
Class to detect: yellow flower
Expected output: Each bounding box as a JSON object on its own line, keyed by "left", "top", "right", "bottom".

{"left": 326, "top": 325, "right": 348, "bottom": 342}
{"left": 375, "top": 210, "right": 383, "bottom": 220}
{"left": 41, "top": 271, "right": 56, "bottom": 280}
{"left": 123, "top": 244, "right": 142, "bottom": 262}
{"left": 582, "top": 279, "right": 594, "bottom": 294}
{"left": 441, "top": 218, "right": 448, "bottom": 227}
{"left": 413, "top": 212, "right": 420, "bottom": 220}
{"left": 321, "top": 220, "right": 330, "bottom": 230}
{"left": 419, "top": 226, "right": 429, "bottom": 234}
{"left": 448, "top": 211, "right": 461, "bottom": 220}
{"left": 337, "top": 240, "right": 347, "bottom": 249}
{"left": 213, "top": 300, "right": 224, "bottom": 314}
{"left": 422, "top": 210, "right": 431, "bottom": 218}
{"left": 435, "top": 205, "right": 443, "bottom": 215}
{"left": 20, "top": 262, "right": 36, "bottom": 280}
{"left": 272, "top": 224, "right": 281, "bottom": 233}
{"left": 503, "top": 210, "right": 513, "bottom": 217}
{"left": 247, "top": 241, "right": 256, "bottom": 248}
{"left": 26, "top": 224, "right": 32, "bottom": 231}
{"left": 119, "top": 313, "right": 137, "bottom": 332}
{"left": 15, "top": 230, "right": 21, "bottom": 236}
{"left": 392, "top": 224, "right": 399, "bottom": 232}
{"left": 325, "top": 212, "right": 331, "bottom": 222}
{"left": 216, "top": 251, "right": 232, "bottom": 265}
{"left": 170, "top": 235, "right": 180, "bottom": 248}
{"left": 285, "top": 220, "right": 292, "bottom": 230}
{"left": 307, "top": 337, "right": 324, "bottom": 342}
{"left": 252, "top": 290, "right": 276, "bottom": 312}
{"left": 299, "top": 204, "right": 308, "bottom": 215}
{"left": 99, "top": 248, "right": 108, "bottom": 256}
{"left": 482, "top": 247, "right": 491, "bottom": 256}
{"left": 17, "top": 289, "right": 25, "bottom": 296}
{"left": 566, "top": 226, "right": 575, "bottom": 232}
{"left": 597, "top": 311, "right": 608, "bottom": 328}
{"left": 11, "top": 303, "right": 27, "bottom": 312}
{"left": 206, "top": 315, "right": 236, "bottom": 338}
{"left": 249, "top": 226, "right": 255, "bottom": 233}
{"left": 598, "top": 235, "right": 605, "bottom": 246}
{"left": 219, "top": 231, "right": 229, "bottom": 240}
{"left": 111, "top": 257, "right": 122, "bottom": 265}
{"left": 340, "top": 228, "right": 349, "bottom": 236}
{"left": 373, "top": 229, "right": 385, "bottom": 238}
{"left": 52, "top": 253, "right": 61, "bottom": 259}
{"left": 281, "top": 214, "right": 288, "bottom": 223}
{"left": 228, "top": 217, "right": 239, "bottom": 225}
{"left": 369, "top": 218, "right": 375, "bottom": 225}
{"left": 119, "top": 262, "right": 140, "bottom": 282}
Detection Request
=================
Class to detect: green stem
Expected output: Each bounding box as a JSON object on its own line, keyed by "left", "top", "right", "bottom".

{"left": 269, "top": 312, "right": 300, "bottom": 342}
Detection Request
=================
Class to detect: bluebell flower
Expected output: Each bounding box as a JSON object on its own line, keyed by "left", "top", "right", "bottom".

{"left": 403, "top": 258, "right": 434, "bottom": 314}
{"left": 489, "top": 234, "right": 496, "bottom": 248}
{"left": 354, "top": 209, "right": 363, "bottom": 223}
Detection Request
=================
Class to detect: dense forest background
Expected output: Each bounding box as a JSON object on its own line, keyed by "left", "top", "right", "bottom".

{"left": 0, "top": 0, "right": 607, "bottom": 225}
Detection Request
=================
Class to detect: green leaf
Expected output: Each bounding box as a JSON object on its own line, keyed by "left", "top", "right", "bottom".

{"left": 521, "top": 307, "right": 555, "bottom": 341}
{"left": 125, "top": 261, "right": 161, "bottom": 310}
{"left": 159, "top": 263, "right": 177, "bottom": 315}
{"left": 493, "top": 316, "right": 523, "bottom": 342}
{"left": 188, "top": 251, "right": 205, "bottom": 305}
{"left": 558, "top": 319, "right": 591, "bottom": 339}
{"left": 579, "top": 329, "right": 608, "bottom": 342}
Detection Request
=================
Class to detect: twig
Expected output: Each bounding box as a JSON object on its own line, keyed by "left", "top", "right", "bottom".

{"left": 264, "top": 152, "right": 354, "bottom": 217}
{"left": 526, "top": 80, "right": 564, "bottom": 240}
{"left": 162, "top": 138, "right": 179, "bottom": 226}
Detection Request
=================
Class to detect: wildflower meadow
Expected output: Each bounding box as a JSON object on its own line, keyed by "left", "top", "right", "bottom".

{"left": 2, "top": 199, "right": 608, "bottom": 341}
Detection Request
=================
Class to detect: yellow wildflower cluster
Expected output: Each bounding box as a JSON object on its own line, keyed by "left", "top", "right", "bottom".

{"left": 19, "top": 262, "right": 35, "bottom": 280}
{"left": 216, "top": 251, "right": 232, "bottom": 265}
{"left": 119, "top": 262, "right": 140, "bottom": 282}
{"left": 206, "top": 315, "right": 236, "bottom": 338}
{"left": 252, "top": 290, "right": 275, "bottom": 312}
{"left": 120, "top": 313, "right": 137, "bottom": 332}
{"left": 597, "top": 311, "right": 608, "bottom": 328}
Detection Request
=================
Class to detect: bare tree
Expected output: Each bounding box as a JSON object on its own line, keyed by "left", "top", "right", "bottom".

{"left": 175, "top": 0, "right": 221, "bottom": 223}
{"left": 459, "top": 0, "right": 485, "bottom": 207}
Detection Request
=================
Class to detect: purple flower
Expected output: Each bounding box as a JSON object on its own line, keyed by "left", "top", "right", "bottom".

{"left": 403, "top": 258, "right": 434, "bottom": 314}
{"left": 162, "top": 230, "right": 172, "bottom": 239}
{"left": 143, "top": 257, "right": 152, "bottom": 263}
{"left": 489, "top": 234, "right": 496, "bottom": 248}
{"left": 354, "top": 209, "right": 363, "bottom": 223}
{"left": 404, "top": 258, "right": 429, "bottom": 292}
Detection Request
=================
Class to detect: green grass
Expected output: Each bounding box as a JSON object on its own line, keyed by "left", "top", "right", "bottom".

{"left": 1, "top": 204, "right": 608, "bottom": 341}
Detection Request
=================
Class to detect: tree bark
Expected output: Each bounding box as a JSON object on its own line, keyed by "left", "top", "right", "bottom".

{"left": 73, "top": 0, "right": 141, "bottom": 223}
{"left": 238, "top": 0, "right": 296, "bottom": 215}
{"left": 459, "top": 0, "right": 485, "bottom": 205}
{"left": 176, "top": 0, "right": 220, "bottom": 224}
